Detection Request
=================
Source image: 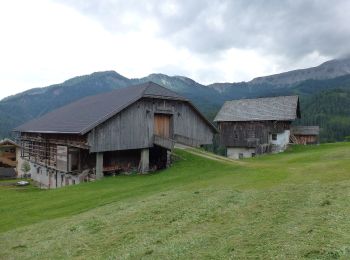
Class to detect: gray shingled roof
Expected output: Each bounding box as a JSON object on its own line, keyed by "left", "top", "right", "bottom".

{"left": 15, "top": 82, "right": 216, "bottom": 134}
{"left": 214, "top": 96, "right": 300, "bottom": 122}
{"left": 291, "top": 126, "right": 319, "bottom": 135}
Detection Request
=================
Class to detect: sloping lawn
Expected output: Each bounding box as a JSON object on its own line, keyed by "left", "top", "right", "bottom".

{"left": 1, "top": 143, "right": 350, "bottom": 259}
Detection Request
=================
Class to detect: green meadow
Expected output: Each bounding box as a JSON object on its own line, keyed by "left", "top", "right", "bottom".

{"left": 1, "top": 143, "right": 350, "bottom": 259}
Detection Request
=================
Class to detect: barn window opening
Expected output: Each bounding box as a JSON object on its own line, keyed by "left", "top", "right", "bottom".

{"left": 233, "top": 131, "right": 238, "bottom": 139}
{"left": 252, "top": 153, "right": 256, "bottom": 157}
{"left": 272, "top": 134, "right": 277, "bottom": 140}
{"left": 69, "top": 148, "right": 79, "bottom": 172}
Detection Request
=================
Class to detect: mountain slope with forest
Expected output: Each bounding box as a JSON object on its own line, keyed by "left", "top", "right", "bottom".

{"left": 1, "top": 58, "right": 350, "bottom": 142}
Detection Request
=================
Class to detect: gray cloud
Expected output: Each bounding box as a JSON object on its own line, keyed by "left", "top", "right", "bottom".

{"left": 57, "top": 0, "right": 350, "bottom": 65}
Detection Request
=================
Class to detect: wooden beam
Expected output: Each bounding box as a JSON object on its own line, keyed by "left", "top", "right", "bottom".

{"left": 96, "top": 152, "right": 103, "bottom": 179}
{"left": 140, "top": 148, "right": 149, "bottom": 173}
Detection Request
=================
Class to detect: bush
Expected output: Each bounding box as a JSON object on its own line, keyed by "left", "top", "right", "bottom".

{"left": 21, "top": 161, "right": 31, "bottom": 176}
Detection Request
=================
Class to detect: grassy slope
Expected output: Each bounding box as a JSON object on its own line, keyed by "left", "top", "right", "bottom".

{"left": 1, "top": 143, "right": 350, "bottom": 259}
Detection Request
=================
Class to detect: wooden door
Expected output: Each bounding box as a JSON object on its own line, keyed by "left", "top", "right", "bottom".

{"left": 154, "top": 114, "right": 171, "bottom": 138}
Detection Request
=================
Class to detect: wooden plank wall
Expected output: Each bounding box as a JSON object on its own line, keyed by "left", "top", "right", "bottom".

{"left": 294, "top": 135, "right": 318, "bottom": 145}
{"left": 87, "top": 98, "right": 214, "bottom": 152}
{"left": 172, "top": 100, "right": 213, "bottom": 145}
{"left": 218, "top": 121, "right": 291, "bottom": 147}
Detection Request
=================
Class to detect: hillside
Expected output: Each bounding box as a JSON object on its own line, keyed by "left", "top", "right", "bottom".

{"left": 249, "top": 57, "right": 350, "bottom": 86}
{"left": 1, "top": 144, "right": 350, "bottom": 258}
{"left": 1, "top": 58, "right": 350, "bottom": 141}
{"left": 207, "top": 57, "right": 350, "bottom": 92}
{"left": 297, "top": 89, "right": 350, "bottom": 142}
{"left": 0, "top": 71, "right": 222, "bottom": 138}
{"left": 288, "top": 75, "right": 350, "bottom": 142}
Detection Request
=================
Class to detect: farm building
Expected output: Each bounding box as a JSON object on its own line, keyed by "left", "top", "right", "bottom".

{"left": 14, "top": 82, "right": 216, "bottom": 188}
{"left": 0, "top": 139, "right": 23, "bottom": 179}
{"left": 290, "top": 126, "right": 320, "bottom": 145}
{"left": 214, "top": 96, "right": 300, "bottom": 159}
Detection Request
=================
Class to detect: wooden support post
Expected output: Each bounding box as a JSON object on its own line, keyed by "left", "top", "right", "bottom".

{"left": 140, "top": 148, "right": 149, "bottom": 173}
{"left": 96, "top": 152, "right": 104, "bottom": 179}
{"left": 166, "top": 150, "right": 171, "bottom": 168}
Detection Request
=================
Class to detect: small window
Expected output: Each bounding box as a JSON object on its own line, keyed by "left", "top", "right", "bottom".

{"left": 239, "top": 153, "right": 244, "bottom": 159}
{"left": 233, "top": 130, "right": 238, "bottom": 139}
{"left": 272, "top": 134, "right": 277, "bottom": 140}
{"left": 252, "top": 153, "right": 256, "bottom": 157}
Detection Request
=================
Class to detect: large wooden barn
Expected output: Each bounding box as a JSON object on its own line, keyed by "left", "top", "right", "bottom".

{"left": 214, "top": 96, "right": 300, "bottom": 159}
{"left": 14, "top": 82, "right": 216, "bottom": 188}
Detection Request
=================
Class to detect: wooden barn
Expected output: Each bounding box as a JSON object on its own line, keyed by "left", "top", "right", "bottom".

{"left": 214, "top": 96, "right": 300, "bottom": 159}
{"left": 290, "top": 126, "right": 320, "bottom": 145}
{"left": 14, "top": 82, "right": 216, "bottom": 188}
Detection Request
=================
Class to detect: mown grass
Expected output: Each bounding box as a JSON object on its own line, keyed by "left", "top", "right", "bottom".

{"left": 1, "top": 143, "right": 350, "bottom": 259}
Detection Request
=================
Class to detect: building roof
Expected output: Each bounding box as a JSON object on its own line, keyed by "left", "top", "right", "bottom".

{"left": 214, "top": 95, "right": 301, "bottom": 122}
{"left": 0, "top": 138, "right": 19, "bottom": 147}
{"left": 291, "top": 126, "right": 320, "bottom": 135}
{"left": 15, "top": 82, "right": 216, "bottom": 134}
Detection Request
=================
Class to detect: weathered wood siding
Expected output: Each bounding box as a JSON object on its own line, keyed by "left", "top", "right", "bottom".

{"left": 88, "top": 98, "right": 214, "bottom": 152}
{"left": 172, "top": 100, "right": 214, "bottom": 146}
{"left": 294, "top": 135, "right": 318, "bottom": 145}
{"left": 87, "top": 100, "right": 153, "bottom": 153}
{"left": 218, "top": 121, "right": 291, "bottom": 147}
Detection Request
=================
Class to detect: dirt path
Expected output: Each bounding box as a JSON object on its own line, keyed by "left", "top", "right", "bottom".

{"left": 174, "top": 144, "right": 246, "bottom": 166}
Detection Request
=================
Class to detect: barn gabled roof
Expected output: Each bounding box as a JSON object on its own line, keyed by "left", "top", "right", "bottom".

{"left": 15, "top": 82, "right": 217, "bottom": 134}
{"left": 214, "top": 95, "right": 301, "bottom": 122}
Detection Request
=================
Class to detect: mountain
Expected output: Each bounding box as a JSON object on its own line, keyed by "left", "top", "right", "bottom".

{"left": 297, "top": 88, "right": 350, "bottom": 142}
{"left": 249, "top": 57, "right": 350, "bottom": 86}
{"left": 209, "top": 57, "right": 350, "bottom": 93}
{"left": 1, "top": 57, "right": 350, "bottom": 142}
{"left": 0, "top": 71, "right": 223, "bottom": 138}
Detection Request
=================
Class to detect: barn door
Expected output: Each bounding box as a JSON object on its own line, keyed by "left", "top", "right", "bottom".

{"left": 154, "top": 114, "right": 171, "bottom": 138}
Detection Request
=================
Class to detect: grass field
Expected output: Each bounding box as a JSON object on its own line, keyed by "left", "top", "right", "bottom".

{"left": 1, "top": 143, "right": 350, "bottom": 259}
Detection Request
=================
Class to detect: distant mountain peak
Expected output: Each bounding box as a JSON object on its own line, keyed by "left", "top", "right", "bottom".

{"left": 249, "top": 57, "right": 350, "bottom": 87}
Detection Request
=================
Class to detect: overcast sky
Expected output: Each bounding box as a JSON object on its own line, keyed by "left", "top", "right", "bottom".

{"left": 1, "top": 0, "right": 349, "bottom": 99}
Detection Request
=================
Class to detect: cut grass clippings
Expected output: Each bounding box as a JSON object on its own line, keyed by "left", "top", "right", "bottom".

{"left": 1, "top": 143, "right": 350, "bottom": 259}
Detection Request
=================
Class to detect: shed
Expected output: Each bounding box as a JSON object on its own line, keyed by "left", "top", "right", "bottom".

{"left": 290, "top": 126, "right": 320, "bottom": 144}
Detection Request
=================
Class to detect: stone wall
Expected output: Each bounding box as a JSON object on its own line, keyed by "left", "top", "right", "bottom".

{"left": 227, "top": 147, "right": 256, "bottom": 159}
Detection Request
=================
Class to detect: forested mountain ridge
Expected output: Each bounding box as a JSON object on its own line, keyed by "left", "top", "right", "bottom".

{"left": 1, "top": 58, "right": 350, "bottom": 142}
